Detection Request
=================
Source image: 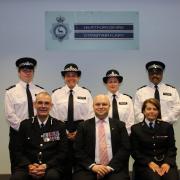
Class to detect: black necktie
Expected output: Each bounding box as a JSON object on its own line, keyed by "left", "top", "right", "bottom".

{"left": 154, "top": 85, "right": 160, "bottom": 101}
{"left": 67, "top": 90, "right": 74, "bottom": 131}
{"left": 40, "top": 123, "right": 45, "bottom": 133}
{"left": 112, "top": 94, "right": 120, "bottom": 120}
{"left": 149, "top": 122, "right": 154, "bottom": 130}
{"left": 154, "top": 85, "right": 161, "bottom": 118}
{"left": 26, "top": 84, "right": 34, "bottom": 118}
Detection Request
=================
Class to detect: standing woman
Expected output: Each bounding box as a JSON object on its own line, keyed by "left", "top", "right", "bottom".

{"left": 130, "top": 98, "right": 179, "bottom": 180}
{"left": 51, "top": 63, "right": 94, "bottom": 180}
{"left": 103, "top": 69, "right": 134, "bottom": 134}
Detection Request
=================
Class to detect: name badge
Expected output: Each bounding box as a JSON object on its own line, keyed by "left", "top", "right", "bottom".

{"left": 163, "top": 92, "right": 172, "bottom": 96}
{"left": 43, "top": 131, "right": 60, "bottom": 142}
{"left": 77, "top": 96, "right": 86, "bottom": 100}
{"left": 156, "top": 135, "right": 168, "bottom": 139}
{"left": 119, "top": 102, "right": 127, "bottom": 105}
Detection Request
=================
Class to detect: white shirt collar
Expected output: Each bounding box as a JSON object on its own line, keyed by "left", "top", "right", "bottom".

{"left": 149, "top": 82, "right": 163, "bottom": 88}
{"left": 19, "top": 80, "right": 33, "bottom": 88}
{"left": 108, "top": 91, "right": 120, "bottom": 98}
{"left": 65, "top": 84, "right": 78, "bottom": 94}
{"left": 37, "top": 116, "right": 49, "bottom": 126}
{"left": 145, "top": 118, "right": 156, "bottom": 127}
{"left": 95, "top": 116, "right": 109, "bottom": 124}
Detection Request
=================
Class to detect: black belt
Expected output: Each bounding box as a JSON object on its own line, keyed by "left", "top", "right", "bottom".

{"left": 154, "top": 154, "right": 165, "bottom": 162}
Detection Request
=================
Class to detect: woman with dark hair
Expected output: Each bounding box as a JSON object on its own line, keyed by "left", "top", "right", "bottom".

{"left": 130, "top": 98, "right": 179, "bottom": 180}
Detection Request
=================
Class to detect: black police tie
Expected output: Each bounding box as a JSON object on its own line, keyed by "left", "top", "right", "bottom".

{"left": 40, "top": 123, "right": 45, "bottom": 134}
{"left": 149, "top": 122, "right": 154, "bottom": 130}
{"left": 67, "top": 90, "right": 74, "bottom": 131}
{"left": 26, "top": 84, "right": 34, "bottom": 118}
{"left": 112, "top": 94, "right": 120, "bottom": 120}
{"left": 154, "top": 85, "right": 160, "bottom": 101}
{"left": 154, "top": 85, "right": 162, "bottom": 118}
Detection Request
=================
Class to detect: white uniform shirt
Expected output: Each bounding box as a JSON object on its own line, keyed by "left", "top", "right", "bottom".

{"left": 107, "top": 91, "right": 134, "bottom": 134}
{"left": 5, "top": 80, "right": 44, "bottom": 131}
{"left": 51, "top": 84, "right": 94, "bottom": 122}
{"left": 134, "top": 82, "right": 180, "bottom": 124}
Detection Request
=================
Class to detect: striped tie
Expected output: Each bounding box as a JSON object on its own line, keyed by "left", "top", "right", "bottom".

{"left": 98, "top": 120, "right": 109, "bottom": 165}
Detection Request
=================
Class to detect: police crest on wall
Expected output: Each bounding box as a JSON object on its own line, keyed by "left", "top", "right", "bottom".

{"left": 51, "top": 16, "right": 70, "bottom": 41}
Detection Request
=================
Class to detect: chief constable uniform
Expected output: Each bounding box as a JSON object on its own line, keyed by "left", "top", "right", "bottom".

{"left": 51, "top": 63, "right": 94, "bottom": 180}
{"left": 10, "top": 92, "right": 68, "bottom": 180}
{"left": 134, "top": 61, "right": 180, "bottom": 123}
{"left": 103, "top": 69, "right": 134, "bottom": 134}
{"left": 5, "top": 57, "right": 45, "bottom": 172}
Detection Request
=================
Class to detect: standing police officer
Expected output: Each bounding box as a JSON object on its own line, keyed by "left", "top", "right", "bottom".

{"left": 5, "top": 57, "right": 44, "bottom": 172}
{"left": 51, "top": 63, "right": 94, "bottom": 180}
{"left": 134, "top": 61, "right": 180, "bottom": 123}
{"left": 103, "top": 69, "right": 134, "bottom": 134}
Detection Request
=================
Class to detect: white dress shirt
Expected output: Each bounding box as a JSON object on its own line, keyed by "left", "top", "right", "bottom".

{"left": 134, "top": 82, "right": 180, "bottom": 124}
{"left": 5, "top": 80, "right": 44, "bottom": 131}
{"left": 51, "top": 84, "right": 94, "bottom": 122}
{"left": 107, "top": 91, "right": 134, "bottom": 134}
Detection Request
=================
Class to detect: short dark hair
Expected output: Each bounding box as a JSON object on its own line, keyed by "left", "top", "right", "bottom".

{"left": 142, "top": 98, "right": 160, "bottom": 115}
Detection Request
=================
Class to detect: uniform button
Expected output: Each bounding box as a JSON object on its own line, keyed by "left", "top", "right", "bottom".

{"left": 152, "top": 136, "right": 154, "bottom": 139}
{"left": 39, "top": 152, "right": 42, "bottom": 155}
{"left": 41, "top": 135, "right": 43, "bottom": 138}
{"left": 153, "top": 143, "right": 155, "bottom": 146}
{"left": 40, "top": 144, "right": 43, "bottom": 147}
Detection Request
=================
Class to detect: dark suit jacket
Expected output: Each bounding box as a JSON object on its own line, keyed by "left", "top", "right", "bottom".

{"left": 130, "top": 120, "right": 177, "bottom": 168}
{"left": 14, "top": 116, "right": 68, "bottom": 172}
{"left": 74, "top": 117, "right": 130, "bottom": 174}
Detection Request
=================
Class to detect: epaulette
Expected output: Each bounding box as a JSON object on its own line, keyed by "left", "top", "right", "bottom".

{"left": 123, "top": 93, "right": 132, "bottom": 99}
{"left": 82, "top": 86, "right": 91, "bottom": 93}
{"left": 52, "top": 87, "right": 61, "bottom": 93}
{"left": 35, "top": 84, "right": 44, "bottom": 89}
{"left": 6, "top": 85, "right": 16, "bottom": 90}
{"left": 137, "top": 85, "right": 147, "bottom": 90}
{"left": 166, "top": 84, "right": 175, "bottom": 88}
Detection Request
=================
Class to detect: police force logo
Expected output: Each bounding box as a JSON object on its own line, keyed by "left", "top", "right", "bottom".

{"left": 51, "top": 16, "right": 70, "bottom": 41}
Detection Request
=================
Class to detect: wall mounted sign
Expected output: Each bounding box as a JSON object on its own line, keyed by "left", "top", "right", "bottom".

{"left": 45, "top": 11, "right": 139, "bottom": 51}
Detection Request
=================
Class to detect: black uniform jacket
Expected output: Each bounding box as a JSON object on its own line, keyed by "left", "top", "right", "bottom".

{"left": 130, "top": 120, "right": 177, "bottom": 167}
{"left": 74, "top": 117, "right": 130, "bottom": 173}
{"left": 13, "top": 116, "right": 68, "bottom": 172}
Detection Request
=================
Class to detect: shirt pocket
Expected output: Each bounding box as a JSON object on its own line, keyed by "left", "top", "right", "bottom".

{"left": 14, "top": 97, "right": 27, "bottom": 108}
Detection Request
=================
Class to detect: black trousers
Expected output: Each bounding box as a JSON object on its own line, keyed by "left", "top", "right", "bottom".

{"left": 73, "top": 170, "right": 130, "bottom": 180}
{"left": 10, "top": 167, "right": 63, "bottom": 180}
{"left": 9, "top": 127, "right": 19, "bottom": 173}
{"left": 134, "top": 165, "right": 179, "bottom": 180}
{"left": 64, "top": 140, "right": 74, "bottom": 180}
{"left": 64, "top": 120, "right": 84, "bottom": 180}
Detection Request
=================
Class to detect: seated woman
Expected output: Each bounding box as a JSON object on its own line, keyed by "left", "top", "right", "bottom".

{"left": 130, "top": 98, "right": 179, "bottom": 180}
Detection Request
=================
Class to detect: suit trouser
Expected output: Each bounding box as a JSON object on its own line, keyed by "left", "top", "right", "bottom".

{"left": 10, "top": 167, "right": 63, "bottom": 180}
{"left": 73, "top": 169, "right": 130, "bottom": 180}
{"left": 64, "top": 120, "right": 84, "bottom": 180}
{"left": 64, "top": 140, "right": 74, "bottom": 180}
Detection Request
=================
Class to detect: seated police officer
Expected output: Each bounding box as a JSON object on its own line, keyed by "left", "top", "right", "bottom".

{"left": 10, "top": 92, "right": 68, "bottom": 180}
{"left": 131, "top": 98, "right": 179, "bottom": 180}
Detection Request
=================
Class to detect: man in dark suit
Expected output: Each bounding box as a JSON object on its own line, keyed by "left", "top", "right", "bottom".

{"left": 73, "top": 94, "right": 130, "bottom": 180}
{"left": 10, "top": 92, "right": 68, "bottom": 180}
